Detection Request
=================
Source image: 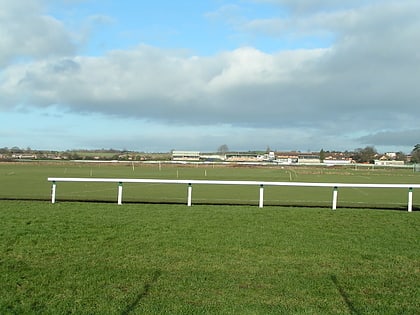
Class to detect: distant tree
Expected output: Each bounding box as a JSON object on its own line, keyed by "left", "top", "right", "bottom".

{"left": 218, "top": 144, "right": 229, "bottom": 154}
{"left": 395, "top": 152, "right": 407, "bottom": 161}
{"left": 68, "top": 152, "right": 82, "bottom": 160}
{"left": 353, "top": 146, "right": 377, "bottom": 163}
{"left": 411, "top": 144, "right": 420, "bottom": 163}
{"left": 11, "top": 146, "right": 22, "bottom": 153}
{"left": 319, "top": 149, "right": 326, "bottom": 162}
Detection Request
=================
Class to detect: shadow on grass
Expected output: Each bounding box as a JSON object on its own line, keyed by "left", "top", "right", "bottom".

{"left": 121, "top": 269, "right": 162, "bottom": 315}
{"left": 2, "top": 197, "right": 417, "bottom": 211}
{"left": 330, "top": 275, "right": 360, "bottom": 315}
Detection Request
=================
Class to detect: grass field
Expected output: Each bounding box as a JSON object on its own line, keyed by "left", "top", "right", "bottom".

{"left": 1, "top": 162, "right": 419, "bottom": 313}
{"left": 1, "top": 200, "right": 419, "bottom": 314}
{"left": 1, "top": 162, "right": 419, "bottom": 209}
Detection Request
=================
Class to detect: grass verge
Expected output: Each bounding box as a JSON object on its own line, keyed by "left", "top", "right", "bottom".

{"left": 1, "top": 200, "right": 419, "bottom": 314}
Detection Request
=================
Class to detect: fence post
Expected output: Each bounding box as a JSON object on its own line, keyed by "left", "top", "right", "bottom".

{"left": 259, "top": 184, "right": 264, "bottom": 208}
{"left": 408, "top": 187, "right": 413, "bottom": 212}
{"left": 51, "top": 181, "right": 56, "bottom": 204}
{"left": 117, "top": 182, "right": 123, "bottom": 205}
{"left": 187, "top": 183, "right": 192, "bottom": 206}
{"left": 332, "top": 186, "right": 338, "bottom": 210}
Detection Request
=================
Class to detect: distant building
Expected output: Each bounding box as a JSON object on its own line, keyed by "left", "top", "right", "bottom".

{"left": 298, "top": 154, "right": 321, "bottom": 164}
{"left": 275, "top": 152, "right": 299, "bottom": 164}
{"left": 385, "top": 152, "right": 397, "bottom": 159}
{"left": 225, "top": 153, "right": 259, "bottom": 162}
{"left": 12, "top": 154, "right": 37, "bottom": 160}
{"left": 323, "top": 159, "right": 352, "bottom": 165}
{"left": 199, "top": 154, "right": 225, "bottom": 161}
{"left": 374, "top": 160, "right": 405, "bottom": 166}
{"left": 172, "top": 151, "right": 201, "bottom": 161}
{"left": 323, "top": 152, "right": 353, "bottom": 165}
{"left": 266, "top": 151, "right": 275, "bottom": 161}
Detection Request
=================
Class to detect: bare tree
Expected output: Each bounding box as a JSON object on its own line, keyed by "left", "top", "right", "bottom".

{"left": 353, "top": 146, "right": 377, "bottom": 163}
{"left": 218, "top": 144, "right": 229, "bottom": 154}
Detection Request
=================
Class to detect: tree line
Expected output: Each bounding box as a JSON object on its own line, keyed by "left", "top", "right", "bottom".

{"left": 218, "top": 144, "right": 420, "bottom": 164}
{"left": 2, "top": 144, "right": 420, "bottom": 163}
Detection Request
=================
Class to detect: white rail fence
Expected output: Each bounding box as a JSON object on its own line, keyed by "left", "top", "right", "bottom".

{"left": 47, "top": 178, "right": 419, "bottom": 211}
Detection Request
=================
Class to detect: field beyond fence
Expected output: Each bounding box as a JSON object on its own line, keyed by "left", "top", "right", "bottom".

{"left": 1, "top": 161, "right": 419, "bottom": 209}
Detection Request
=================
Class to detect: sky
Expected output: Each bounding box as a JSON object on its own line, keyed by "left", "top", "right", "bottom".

{"left": 1, "top": 0, "right": 419, "bottom": 153}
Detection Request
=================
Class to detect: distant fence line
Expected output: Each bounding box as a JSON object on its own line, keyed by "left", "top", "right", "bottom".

{"left": 47, "top": 177, "right": 419, "bottom": 211}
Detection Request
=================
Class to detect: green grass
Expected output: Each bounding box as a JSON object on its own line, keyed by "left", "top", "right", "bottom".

{"left": 1, "top": 162, "right": 419, "bottom": 209}
{"left": 0, "top": 200, "right": 419, "bottom": 314}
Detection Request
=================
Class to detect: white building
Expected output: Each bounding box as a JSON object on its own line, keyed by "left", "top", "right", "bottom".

{"left": 172, "top": 151, "right": 200, "bottom": 161}
{"left": 298, "top": 154, "right": 321, "bottom": 164}
{"left": 374, "top": 160, "right": 405, "bottom": 166}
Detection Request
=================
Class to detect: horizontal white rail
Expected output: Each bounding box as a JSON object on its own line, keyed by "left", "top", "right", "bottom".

{"left": 47, "top": 178, "right": 419, "bottom": 211}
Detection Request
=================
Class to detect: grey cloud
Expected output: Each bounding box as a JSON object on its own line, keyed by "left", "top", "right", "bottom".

{"left": 244, "top": 1, "right": 420, "bottom": 44}
{"left": 51, "top": 59, "right": 81, "bottom": 73}
{"left": 358, "top": 130, "right": 420, "bottom": 147}
{"left": 63, "top": 48, "right": 325, "bottom": 126}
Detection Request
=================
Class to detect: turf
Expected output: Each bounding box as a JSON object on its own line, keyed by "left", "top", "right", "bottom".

{"left": 1, "top": 162, "right": 419, "bottom": 209}
{"left": 1, "top": 200, "right": 419, "bottom": 314}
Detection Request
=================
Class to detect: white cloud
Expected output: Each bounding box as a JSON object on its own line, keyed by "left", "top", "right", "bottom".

{"left": 250, "top": 0, "right": 380, "bottom": 14}
{"left": 0, "top": 0, "right": 77, "bottom": 67}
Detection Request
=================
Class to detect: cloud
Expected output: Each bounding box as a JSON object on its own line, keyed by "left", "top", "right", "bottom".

{"left": 358, "top": 130, "right": 420, "bottom": 148}
{"left": 0, "top": 0, "right": 77, "bottom": 67}
{"left": 250, "top": 0, "right": 380, "bottom": 14}
{"left": 0, "top": 45, "right": 328, "bottom": 125}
